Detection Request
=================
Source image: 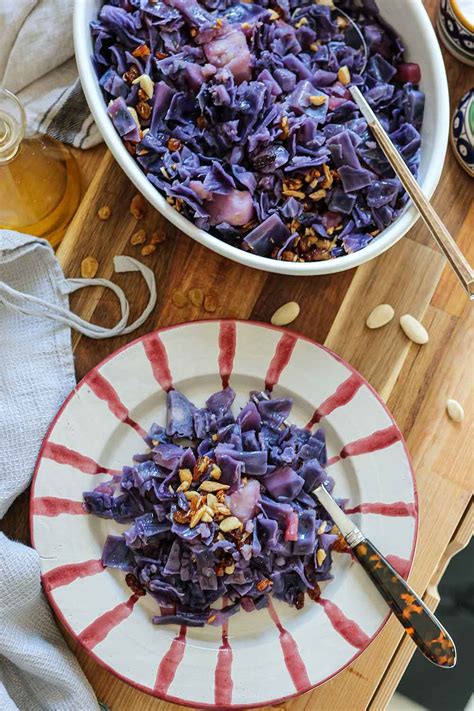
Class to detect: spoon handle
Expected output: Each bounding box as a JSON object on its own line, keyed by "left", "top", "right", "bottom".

{"left": 314, "top": 484, "right": 456, "bottom": 668}
{"left": 350, "top": 86, "right": 474, "bottom": 300}
{"left": 352, "top": 539, "right": 456, "bottom": 668}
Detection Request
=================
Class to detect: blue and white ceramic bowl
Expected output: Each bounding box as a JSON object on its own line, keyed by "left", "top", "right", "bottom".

{"left": 437, "top": 0, "right": 474, "bottom": 66}
{"left": 451, "top": 89, "right": 474, "bottom": 177}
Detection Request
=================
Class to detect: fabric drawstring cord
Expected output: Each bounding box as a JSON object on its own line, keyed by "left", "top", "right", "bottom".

{"left": 0, "top": 255, "right": 156, "bottom": 339}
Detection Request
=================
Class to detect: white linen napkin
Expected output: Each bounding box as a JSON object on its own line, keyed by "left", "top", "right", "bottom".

{"left": 0, "top": 0, "right": 101, "bottom": 148}
{"left": 0, "top": 230, "right": 157, "bottom": 709}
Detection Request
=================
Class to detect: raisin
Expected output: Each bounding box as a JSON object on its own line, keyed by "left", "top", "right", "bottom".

{"left": 125, "top": 573, "right": 146, "bottom": 596}
{"left": 307, "top": 583, "right": 322, "bottom": 602}
{"left": 295, "top": 591, "right": 305, "bottom": 610}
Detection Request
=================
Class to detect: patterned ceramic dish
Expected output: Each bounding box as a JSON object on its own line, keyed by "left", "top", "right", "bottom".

{"left": 451, "top": 88, "right": 474, "bottom": 176}
{"left": 437, "top": 0, "right": 474, "bottom": 66}
{"left": 30, "top": 320, "right": 417, "bottom": 708}
{"left": 75, "top": 0, "right": 449, "bottom": 277}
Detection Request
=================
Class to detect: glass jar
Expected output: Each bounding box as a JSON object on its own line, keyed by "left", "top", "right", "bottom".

{"left": 0, "top": 88, "right": 82, "bottom": 248}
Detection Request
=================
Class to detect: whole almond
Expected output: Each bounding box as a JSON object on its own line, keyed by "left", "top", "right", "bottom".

{"left": 80, "top": 256, "right": 99, "bottom": 279}
{"left": 446, "top": 399, "right": 464, "bottom": 423}
{"left": 400, "top": 314, "right": 429, "bottom": 344}
{"left": 271, "top": 301, "right": 300, "bottom": 327}
{"left": 366, "top": 303, "right": 394, "bottom": 329}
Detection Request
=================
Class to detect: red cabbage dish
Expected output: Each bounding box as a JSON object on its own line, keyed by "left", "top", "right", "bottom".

{"left": 83, "top": 388, "right": 342, "bottom": 626}
{"left": 91, "top": 0, "right": 424, "bottom": 262}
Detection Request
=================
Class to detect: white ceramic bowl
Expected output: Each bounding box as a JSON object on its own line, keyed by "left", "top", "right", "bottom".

{"left": 74, "top": 1, "right": 449, "bottom": 276}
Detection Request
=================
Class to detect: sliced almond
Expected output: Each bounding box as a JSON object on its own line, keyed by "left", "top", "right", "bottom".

{"left": 271, "top": 301, "right": 300, "bottom": 327}
{"left": 127, "top": 106, "right": 141, "bottom": 129}
{"left": 176, "top": 480, "right": 190, "bottom": 493}
{"left": 309, "top": 95, "right": 327, "bottom": 106}
{"left": 132, "top": 73, "right": 154, "bottom": 99}
{"left": 184, "top": 490, "right": 200, "bottom": 501}
{"left": 210, "top": 465, "right": 222, "bottom": 480}
{"left": 206, "top": 493, "right": 218, "bottom": 509}
{"left": 199, "top": 480, "right": 230, "bottom": 493}
{"left": 80, "top": 257, "right": 99, "bottom": 279}
{"left": 179, "top": 468, "right": 193, "bottom": 483}
{"left": 309, "top": 189, "right": 327, "bottom": 201}
{"left": 338, "top": 65, "right": 351, "bottom": 85}
{"left": 219, "top": 516, "right": 242, "bottom": 533}
{"left": 190, "top": 507, "right": 206, "bottom": 528}
{"left": 400, "top": 314, "right": 429, "bottom": 345}
{"left": 224, "top": 563, "right": 235, "bottom": 575}
{"left": 316, "top": 549, "right": 327, "bottom": 567}
{"left": 366, "top": 303, "right": 395, "bottom": 329}
{"left": 317, "top": 522, "right": 327, "bottom": 534}
{"left": 201, "top": 512, "right": 214, "bottom": 523}
{"left": 446, "top": 399, "right": 464, "bottom": 423}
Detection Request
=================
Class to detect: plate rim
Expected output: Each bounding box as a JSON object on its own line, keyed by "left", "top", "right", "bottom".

{"left": 30, "top": 319, "right": 419, "bottom": 709}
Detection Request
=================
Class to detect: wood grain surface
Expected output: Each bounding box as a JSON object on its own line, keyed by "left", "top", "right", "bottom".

{"left": 1, "top": 1, "right": 472, "bottom": 709}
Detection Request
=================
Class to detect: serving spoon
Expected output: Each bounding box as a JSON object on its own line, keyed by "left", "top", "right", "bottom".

{"left": 324, "top": 4, "right": 474, "bottom": 298}
{"left": 253, "top": 392, "right": 456, "bottom": 667}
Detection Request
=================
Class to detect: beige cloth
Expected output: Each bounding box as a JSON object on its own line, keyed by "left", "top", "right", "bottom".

{"left": 0, "top": 0, "right": 101, "bottom": 148}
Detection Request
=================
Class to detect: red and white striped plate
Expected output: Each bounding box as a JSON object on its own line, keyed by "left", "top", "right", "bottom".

{"left": 30, "top": 320, "right": 417, "bottom": 708}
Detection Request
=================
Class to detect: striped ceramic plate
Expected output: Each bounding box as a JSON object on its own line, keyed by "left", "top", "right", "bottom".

{"left": 31, "top": 320, "right": 417, "bottom": 708}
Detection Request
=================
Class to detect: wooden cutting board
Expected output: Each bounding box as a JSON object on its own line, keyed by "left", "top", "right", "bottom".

{"left": 52, "top": 151, "right": 473, "bottom": 711}
{"left": 2, "top": 1, "right": 471, "bottom": 707}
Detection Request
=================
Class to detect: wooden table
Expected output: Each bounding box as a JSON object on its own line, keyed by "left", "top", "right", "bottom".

{"left": 1, "top": 1, "right": 472, "bottom": 708}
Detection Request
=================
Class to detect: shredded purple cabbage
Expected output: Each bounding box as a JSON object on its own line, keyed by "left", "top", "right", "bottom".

{"left": 84, "top": 388, "right": 342, "bottom": 626}
{"left": 92, "top": 0, "right": 424, "bottom": 261}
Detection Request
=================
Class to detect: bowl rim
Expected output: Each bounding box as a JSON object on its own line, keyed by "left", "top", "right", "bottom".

{"left": 74, "top": 0, "right": 449, "bottom": 276}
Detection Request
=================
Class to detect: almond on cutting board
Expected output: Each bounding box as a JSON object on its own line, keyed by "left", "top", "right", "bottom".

{"left": 366, "top": 304, "right": 394, "bottom": 329}
{"left": 446, "top": 399, "right": 464, "bottom": 423}
{"left": 271, "top": 301, "right": 300, "bottom": 326}
{"left": 399, "top": 314, "right": 429, "bottom": 344}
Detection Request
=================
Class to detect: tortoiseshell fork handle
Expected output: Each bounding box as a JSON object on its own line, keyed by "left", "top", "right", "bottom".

{"left": 352, "top": 540, "right": 456, "bottom": 668}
